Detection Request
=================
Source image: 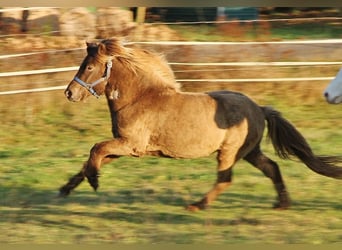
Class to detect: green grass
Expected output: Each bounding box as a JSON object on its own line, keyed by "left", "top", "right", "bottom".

{"left": 1, "top": 16, "right": 342, "bottom": 244}
{"left": 270, "top": 23, "right": 342, "bottom": 40}
{"left": 0, "top": 90, "right": 341, "bottom": 243}
{"left": 171, "top": 22, "right": 342, "bottom": 41}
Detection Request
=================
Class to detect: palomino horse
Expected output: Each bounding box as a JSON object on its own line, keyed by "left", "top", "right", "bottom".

{"left": 324, "top": 68, "right": 342, "bottom": 104}
{"left": 60, "top": 38, "right": 342, "bottom": 210}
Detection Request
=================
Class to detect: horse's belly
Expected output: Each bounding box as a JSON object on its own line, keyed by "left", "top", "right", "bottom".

{"left": 145, "top": 92, "right": 251, "bottom": 158}
{"left": 147, "top": 129, "right": 226, "bottom": 158}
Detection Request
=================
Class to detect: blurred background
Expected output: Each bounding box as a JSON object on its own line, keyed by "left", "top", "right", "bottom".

{"left": 1, "top": 7, "right": 342, "bottom": 128}
{"left": 0, "top": 7, "right": 342, "bottom": 243}
{"left": 1, "top": 7, "right": 342, "bottom": 98}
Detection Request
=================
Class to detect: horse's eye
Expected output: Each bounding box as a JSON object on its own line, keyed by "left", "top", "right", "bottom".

{"left": 87, "top": 65, "right": 94, "bottom": 71}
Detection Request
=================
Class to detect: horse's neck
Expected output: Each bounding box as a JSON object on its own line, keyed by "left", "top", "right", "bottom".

{"left": 106, "top": 58, "right": 177, "bottom": 111}
{"left": 105, "top": 75, "right": 146, "bottom": 111}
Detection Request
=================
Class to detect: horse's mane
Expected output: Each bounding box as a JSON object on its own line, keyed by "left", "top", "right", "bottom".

{"left": 95, "top": 38, "right": 181, "bottom": 91}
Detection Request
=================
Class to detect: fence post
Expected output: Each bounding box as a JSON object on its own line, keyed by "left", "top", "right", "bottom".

{"left": 136, "top": 7, "right": 146, "bottom": 23}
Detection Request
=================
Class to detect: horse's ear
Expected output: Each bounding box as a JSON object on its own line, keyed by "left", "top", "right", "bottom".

{"left": 97, "top": 42, "right": 108, "bottom": 57}
{"left": 86, "top": 40, "right": 99, "bottom": 47}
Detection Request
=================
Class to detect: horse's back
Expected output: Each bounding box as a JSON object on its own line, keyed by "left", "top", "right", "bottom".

{"left": 207, "top": 90, "right": 265, "bottom": 127}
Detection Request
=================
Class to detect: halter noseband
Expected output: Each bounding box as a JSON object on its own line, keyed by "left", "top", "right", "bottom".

{"left": 73, "top": 60, "right": 113, "bottom": 98}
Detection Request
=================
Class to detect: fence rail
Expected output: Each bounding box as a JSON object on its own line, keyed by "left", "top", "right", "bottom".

{"left": 0, "top": 77, "right": 335, "bottom": 96}
{"left": 0, "top": 40, "right": 341, "bottom": 96}
{"left": 1, "top": 61, "right": 341, "bottom": 78}
{"left": 2, "top": 39, "right": 342, "bottom": 60}
{"left": 0, "top": 63, "right": 338, "bottom": 96}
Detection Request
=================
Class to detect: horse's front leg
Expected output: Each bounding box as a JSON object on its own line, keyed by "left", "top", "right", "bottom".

{"left": 59, "top": 138, "right": 133, "bottom": 196}
{"left": 59, "top": 166, "right": 86, "bottom": 197}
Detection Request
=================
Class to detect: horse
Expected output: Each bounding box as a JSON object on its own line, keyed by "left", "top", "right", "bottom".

{"left": 324, "top": 68, "right": 342, "bottom": 104}
{"left": 60, "top": 38, "right": 342, "bottom": 210}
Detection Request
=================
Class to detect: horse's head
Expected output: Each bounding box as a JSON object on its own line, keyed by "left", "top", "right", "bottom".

{"left": 65, "top": 39, "right": 118, "bottom": 102}
{"left": 324, "top": 68, "right": 342, "bottom": 104}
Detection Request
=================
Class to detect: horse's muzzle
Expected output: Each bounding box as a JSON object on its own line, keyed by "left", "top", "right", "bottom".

{"left": 324, "top": 91, "right": 341, "bottom": 104}
{"left": 64, "top": 88, "right": 78, "bottom": 102}
{"left": 65, "top": 89, "right": 73, "bottom": 100}
{"left": 64, "top": 87, "right": 83, "bottom": 102}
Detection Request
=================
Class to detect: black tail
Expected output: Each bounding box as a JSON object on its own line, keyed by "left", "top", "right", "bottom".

{"left": 262, "top": 106, "right": 342, "bottom": 179}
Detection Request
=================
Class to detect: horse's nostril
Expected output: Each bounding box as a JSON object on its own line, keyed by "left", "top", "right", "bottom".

{"left": 324, "top": 92, "right": 329, "bottom": 98}
{"left": 65, "top": 89, "right": 72, "bottom": 98}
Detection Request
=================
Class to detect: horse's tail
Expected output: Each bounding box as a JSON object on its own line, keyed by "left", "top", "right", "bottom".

{"left": 262, "top": 106, "right": 342, "bottom": 179}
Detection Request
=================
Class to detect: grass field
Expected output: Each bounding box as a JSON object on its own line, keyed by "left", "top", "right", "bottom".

{"left": 0, "top": 86, "right": 341, "bottom": 243}
{"left": 172, "top": 21, "right": 342, "bottom": 41}
{"left": 1, "top": 20, "right": 342, "bottom": 243}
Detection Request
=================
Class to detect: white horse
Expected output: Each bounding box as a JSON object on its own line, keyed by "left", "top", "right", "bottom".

{"left": 324, "top": 68, "right": 342, "bottom": 104}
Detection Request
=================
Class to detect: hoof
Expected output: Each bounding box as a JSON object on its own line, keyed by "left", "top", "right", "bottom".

{"left": 91, "top": 183, "right": 99, "bottom": 192}
{"left": 273, "top": 202, "right": 291, "bottom": 210}
{"left": 274, "top": 192, "right": 291, "bottom": 210}
{"left": 87, "top": 176, "right": 99, "bottom": 191}
{"left": 186, "top": 199, "right": 207, "bottom": 211}
{"left": 58, "top": 187, "right": 70, "bottom": 197}
{"left": 186, "top": 205, "right": 201, "bottom": 212}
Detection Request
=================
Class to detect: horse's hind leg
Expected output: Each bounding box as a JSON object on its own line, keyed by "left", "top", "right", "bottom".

{"left": 187, "top": 119, "right": 249, "bottom": 211}
{"left": 244, "top": 147, "right": 291, "bottom": 209}
{"left": 187, "top": 144, "right": 238, "bottom": 211}
{"left": 187, "top": 166, "right": 233, "bottom": 211}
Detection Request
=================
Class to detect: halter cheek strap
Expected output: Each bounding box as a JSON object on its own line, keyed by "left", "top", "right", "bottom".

{"left": 73, "top": 60, "right": 113, "bottom": 98}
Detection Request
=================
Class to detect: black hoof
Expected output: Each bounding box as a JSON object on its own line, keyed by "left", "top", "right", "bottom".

{"left": 273, "top": 201, "right": 291, "bottom": 210}
{"left": 58, "top": 186, "right": 71, "bottom": 197}
{"left": 87, "top": 176, "right": 99, "bottom": 191}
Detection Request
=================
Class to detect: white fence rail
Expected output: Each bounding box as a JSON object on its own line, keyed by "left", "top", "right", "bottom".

{"left": 1, "top": 39, "right": 342, "bottom": 60}
{"left": 1, "top": 40, "right": 341, "bottom": 96}
{"left": 1, "top": 61, "right": 342, "bottom": 78}
{"left": 0, "top": 77, "right": 336, "bottom": 96}
{"left": 0, "top": 62, "right": 338, "bottom": 96}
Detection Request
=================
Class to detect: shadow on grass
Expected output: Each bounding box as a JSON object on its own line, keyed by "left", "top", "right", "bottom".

{"left": 0, "top": 185, "right": 203, "bottom": 228}
{"left": 1, "top": 184, "right": 341, "bottom": 230}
